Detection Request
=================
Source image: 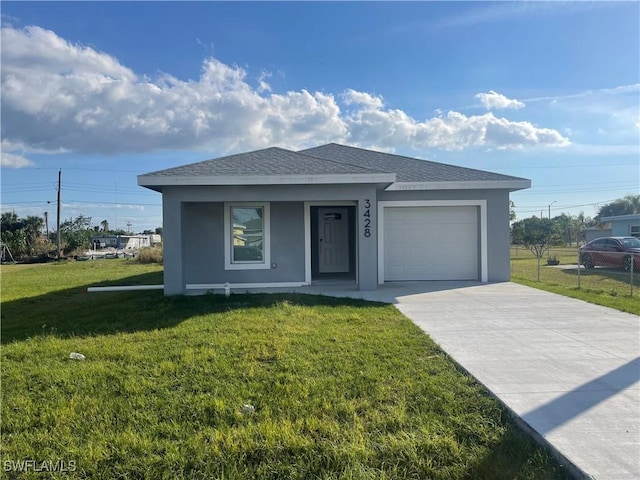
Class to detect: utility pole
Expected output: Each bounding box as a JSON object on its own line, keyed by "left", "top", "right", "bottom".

{"left": 44, "top": 211, "right": 49, "bottom": 237}
{"left": 56, "top": 169, "right": 61, "bottom": 260}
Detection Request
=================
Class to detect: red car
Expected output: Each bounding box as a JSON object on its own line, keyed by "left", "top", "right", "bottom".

{"left": 579, "top": 236, "right": 640, "bottom": 272}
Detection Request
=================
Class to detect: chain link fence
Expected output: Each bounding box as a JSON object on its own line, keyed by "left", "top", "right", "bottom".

{"left": 510, "top": 246, "right": 639, "bottom": 298}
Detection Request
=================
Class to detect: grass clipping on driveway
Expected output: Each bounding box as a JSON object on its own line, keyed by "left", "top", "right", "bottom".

{"left": 1, "top": 262, "right": 568, "bottom": 479}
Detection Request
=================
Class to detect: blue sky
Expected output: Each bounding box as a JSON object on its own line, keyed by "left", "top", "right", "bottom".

{"left": 1, "top": 1, "right": 638, "bottom": 232}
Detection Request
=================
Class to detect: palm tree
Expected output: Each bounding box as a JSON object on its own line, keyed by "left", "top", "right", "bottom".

{"left": 1, "top": 212, "right": 20, "bottom": 233}
{"left": 23, "top": 216, "right": 44, "bottom": 254}
{"left": 100, "top": 219, "right": 109, "bottom": 232}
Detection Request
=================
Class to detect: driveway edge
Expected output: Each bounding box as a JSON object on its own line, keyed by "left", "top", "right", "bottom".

{"left": 430, "top": 343, "right": 596, "bottom": 480}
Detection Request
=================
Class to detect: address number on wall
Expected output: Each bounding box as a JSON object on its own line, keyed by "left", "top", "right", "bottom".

{"left": 363, "top": 199, "right": 372, "bottom": 238}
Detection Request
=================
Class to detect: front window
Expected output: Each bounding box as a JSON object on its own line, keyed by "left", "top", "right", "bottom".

{"left": 232, "top": 207, "right": 264, "bottom": 262}
{"left": 224, "top": 203, "right": 270, "bottom": 270}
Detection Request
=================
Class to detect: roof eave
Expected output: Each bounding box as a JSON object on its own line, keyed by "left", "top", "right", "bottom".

{"left": 600, "top": 214, "right": 640, "bottom": 222}
{"left": 137, "top": 173, "right": 397, "bottom": 188}
{"left": 385, "top": 179, "right": 532, "bottom": 192}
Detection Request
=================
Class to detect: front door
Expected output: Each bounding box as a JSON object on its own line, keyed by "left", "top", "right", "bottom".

{"left": 318, "top": 207, "right": 350, "bottom": 273}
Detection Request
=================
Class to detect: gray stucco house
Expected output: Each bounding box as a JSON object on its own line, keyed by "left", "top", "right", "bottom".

{"left": 138, "top": 143, "right": 530, "bottom": 295}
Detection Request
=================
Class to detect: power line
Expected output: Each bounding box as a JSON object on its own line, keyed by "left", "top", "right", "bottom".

{"left": 65, "top": 200, "right": 161, "bottom": 206}
{"left": 515, "top": 186, "right": 637, "bottom": 195}
{"left": 28, "top": 166, "right": 149, "bottom": 173}
{"left": 512, "top": 197, "right": 628, "bottom": 213}
{"left": 486, "top": 161, "right": 639, "bottom": 171}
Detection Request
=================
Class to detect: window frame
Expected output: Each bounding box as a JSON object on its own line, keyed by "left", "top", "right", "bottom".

{"left": 630, "top": 224, "right": 640, "bottom": 238}
{"left": 224, "top": 202, "right": 271, "bottom": 270}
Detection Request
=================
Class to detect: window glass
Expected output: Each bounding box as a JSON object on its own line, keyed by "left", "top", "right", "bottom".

{"left": 231, "top": 207, "right": 264, "bottom": 263}
{"left": 604, "top": 239, "right": 618, "bottom": 250}
{"left": 621, "top": 237, "right": 640, "bottom": 248}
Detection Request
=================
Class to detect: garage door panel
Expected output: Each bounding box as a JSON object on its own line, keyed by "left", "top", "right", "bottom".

{"left": 384, "top": 206, "right": 478, "bottom": 281}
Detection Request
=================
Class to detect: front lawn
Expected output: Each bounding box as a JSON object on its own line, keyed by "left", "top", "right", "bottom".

{"left": 1, "top": 260, "right": 569, "bottom": 479}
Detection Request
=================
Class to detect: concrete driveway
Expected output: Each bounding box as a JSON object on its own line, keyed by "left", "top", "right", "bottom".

{"left": 296, "top": 281, "right": 640, "bottom": 480}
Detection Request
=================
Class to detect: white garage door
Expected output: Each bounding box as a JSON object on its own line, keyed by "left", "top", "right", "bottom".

{"left": 384, "top": 206, "right": 478, "bottom": 281}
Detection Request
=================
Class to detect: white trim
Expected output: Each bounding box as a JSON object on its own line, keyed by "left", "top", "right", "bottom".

{"left": 304, "top": 201, "right": 358, "bottom": 286}
{"left": 186, "top": 282, "right": 308, "bottom": 290}
{"left": 88, "top": 285, "right": 164, "bottom": 292}
{"left": 377, "top": 200, "right": 488, "bottom": 284}
{"left": 304, "top": 204, "right": 312, "bottom": 284}
{"left": 600, "top": 214, "right": 640, "bottom": 222}
{"left": 385, "top": 180, "right": 531, "bottom": 192}
{"left": 224, "top": 202, "right": 271, "bottom": 270}
{"left": 138, "top": 173, "right": 396, "bottom": 187}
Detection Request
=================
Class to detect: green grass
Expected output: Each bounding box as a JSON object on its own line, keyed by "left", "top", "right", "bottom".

{"left": 511, "top": 246, "right": 639, "bottom": 315}
{"left": 1, "top": 260, "right": 569, "bottom": 479}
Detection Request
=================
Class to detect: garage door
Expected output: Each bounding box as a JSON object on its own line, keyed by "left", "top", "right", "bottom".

{"left": 384, "top": 206, "right": 478, "bottom": 281}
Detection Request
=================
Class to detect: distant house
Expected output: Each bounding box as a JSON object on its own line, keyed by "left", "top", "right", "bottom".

{"left": 603, "top": 214, "right": 639, "bottom": 237}
{"left": 149, "top": 234, "right": 163, "bottom": 246}
{"left": 91, "top": 235, "right": 118, "bottom": 249}
{"left": 90, "top": 234, "right": 157, "bottom": 250}
{"left": 584, "top": 214, "right": 640, "bottom": 243}
{"left": 138, "top": 143, "right": 530, "bottom": 295}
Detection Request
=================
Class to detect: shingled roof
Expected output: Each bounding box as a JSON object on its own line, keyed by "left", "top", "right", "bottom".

{"left": 138, "top": 146, "right": 395, "bottom": 190}
{"left": 301, "top": 143, "right": 525, "bottom": 183}
{"left": 142, "top": 147, "right": 384, "bottom": 177}
{"left": 138, "top": 143, "right": 530, "bottom": 191}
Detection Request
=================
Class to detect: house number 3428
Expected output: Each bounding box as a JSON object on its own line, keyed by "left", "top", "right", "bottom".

{"left": 363, "top": 199, "right": 372, "bottom": 238}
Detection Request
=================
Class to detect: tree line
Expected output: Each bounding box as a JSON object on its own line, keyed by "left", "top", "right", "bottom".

{"left": 511, "top": 195, "right": 640, "bottom": 258}
{"left": 1, "top": 213, "right": 162, "bottom": 260}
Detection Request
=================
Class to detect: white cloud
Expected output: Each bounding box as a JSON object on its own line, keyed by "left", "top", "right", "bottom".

{"left": 437, "top": 2, "right": 613, "bottom": 29}
{"left": 1, "top": 151, "right": 34, "bottom": 168}
{"left": 1, "top": 25, "right": 569, "bottom": 158}
{"left": 1, "top": 26, "right": 347, "bottom": 154}
{"left": 475, "top": 90, "right": 525, "bottom": 110}
{"left": 524, "top": 83, "right": 640, "bottom": 140}
{"left": 343, "top": 95, "right": 568, "bottom": 151}
{"left": 342, "top": 89, "right": 384, "bottom": 109}
{"left": 524, "top": 83, "right": 640, "bottom": 103}
{"left": 257, "top": 70, "right": 272, "bottom": 93}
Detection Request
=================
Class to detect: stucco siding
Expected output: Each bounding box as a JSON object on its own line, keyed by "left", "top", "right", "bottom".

{"left": 162, "top": 183, "right": 381, "bottom": 293}
{"left": 182, "top": 201, "right": 306, "bottom": 286}
{"left": 162, "top": 189, "right": 184, "bottom": 295}
{"left": 611, "top": 219, "right": 640, "bottom": 237}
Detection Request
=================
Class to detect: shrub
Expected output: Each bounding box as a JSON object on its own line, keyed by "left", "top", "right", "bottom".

{"left": 137, "top": 246, "right": 163, "bottom": 264}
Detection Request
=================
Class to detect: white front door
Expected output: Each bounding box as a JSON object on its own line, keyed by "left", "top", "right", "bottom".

{"left": 318, "top": 207, "right": 350, "bottom": 273}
